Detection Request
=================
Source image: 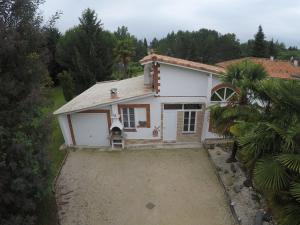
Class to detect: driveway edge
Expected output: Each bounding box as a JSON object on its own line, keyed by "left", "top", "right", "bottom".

{"left": 204, "top": 147, "right": 241, "bottom": 225}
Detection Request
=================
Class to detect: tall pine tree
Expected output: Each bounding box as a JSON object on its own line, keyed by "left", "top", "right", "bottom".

{"left": 0, "top": 0, "right": 51, "bottom": 224}
{"left": 56, "top": 8, "right": 115, "bottom": 95}
{"left": 252, "top": 25, "right": 267, "bottom": 57}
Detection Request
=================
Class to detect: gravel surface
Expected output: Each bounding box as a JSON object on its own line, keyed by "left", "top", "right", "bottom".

{"left": 56, "top": 148, "right": 235, "bottom": 225}
{"left": 207, "top": 147, "right": 266, "bottom": 225}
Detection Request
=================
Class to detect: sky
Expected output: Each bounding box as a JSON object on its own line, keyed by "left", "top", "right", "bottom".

{"left": 40, "top": 0, "right": 300, "bottom": 47}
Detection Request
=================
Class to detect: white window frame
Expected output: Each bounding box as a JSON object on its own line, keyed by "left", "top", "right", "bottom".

{"left": 182, "top": 111, "right": 197, "bottom": 133}
{"left": 211, "top": 87, "right": 237, "bottom": 103}
{"left": 164, "top": 103, "right": 203, "bottom": 111}
{"left": 121, "top": 107, "right": 135, "bottom": 129}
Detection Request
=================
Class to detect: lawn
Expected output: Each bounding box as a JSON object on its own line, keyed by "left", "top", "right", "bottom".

{"left": 37, "top": 86, "right": 66, "bottom": 225}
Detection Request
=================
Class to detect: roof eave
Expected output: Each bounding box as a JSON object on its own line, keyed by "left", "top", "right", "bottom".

{"left": 140, "top": 59, "right": 223, "bottom": 76}
{"left": 53, "top": 92, "right": 156, "bottom": 116}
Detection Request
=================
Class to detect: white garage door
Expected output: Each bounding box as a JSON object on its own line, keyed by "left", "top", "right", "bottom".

{"left": 71, "top": 113, "right": 110, "bottom": 147}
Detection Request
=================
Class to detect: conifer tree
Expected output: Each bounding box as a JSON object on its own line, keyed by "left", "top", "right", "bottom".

{"left": 252, "top": 25, "right": 267, "bottom": 57}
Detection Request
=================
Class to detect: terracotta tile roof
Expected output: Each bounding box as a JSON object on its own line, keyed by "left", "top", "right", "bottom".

{"left": 140, "top": 54, "right": 225, "bottom": 74}
{"left": 54, "top": 76, "right": 154, "bottom": 115}
{"left": 216, "top": 57, "right": 300, "bottom": 79}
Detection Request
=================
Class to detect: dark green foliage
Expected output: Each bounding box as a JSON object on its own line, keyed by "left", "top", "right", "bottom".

{"left": 56, "top": 8, "right": 115, "bottom": 94}
{"left": 211, "top": 62, "right": 300, "bottom": 224}
{"left": 58, "top": 71, "right": 75, "bottom": 101}
{"left": 127, "top": 62, "right": 144, "bottom": 76}
{"left": 44, "top": 27, "right": 63, "bottom": 85}
{"left": 210, "top": 61, "right": 266, "bottom": 162}
{"left": 113, "top": 26, "right": 143, "bottom": 78}
{"left": 133, "top": 39, "right": 148, "bottom": 62}
{"left": 114, "top": 38, "right": 135, "bottom": 78}
{"left": 268, "top": 39, "right": 278, "bottom": 57}
{"left": 0, "top": 0, "right": 51, "bottom": 224}
{"left": 290, "top": 183, "right": 300, "bottom": 202}
{"left": 278, "top": 48, "right": 300, "bottom": 61}
{"left": 254, "top": 158, "right": 289, "bottom": 191}
{"left": 239, "top": 29, "right": 286, "bottom": 59}
{"left": 280, "top": 203, "right": 300, "bottom": 225}
{"left": 153, "top": 29, "right": 241, "bottom": 64}
{"left": 252, "top": 25, "right": 267, "bottom": 57}
{"left": 236, "top": 79, "right": 300, "bottom": 225}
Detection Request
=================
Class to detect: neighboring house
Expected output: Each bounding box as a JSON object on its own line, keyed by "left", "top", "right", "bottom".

{"left": 217, "top": 57, "right": 300, "bottom": 79}
{"left": 54, "top": 54, "right": 299, "bottom": 148}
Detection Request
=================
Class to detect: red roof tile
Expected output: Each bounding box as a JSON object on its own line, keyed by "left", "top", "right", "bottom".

{"left": 140, "top": 54, "right": 225, "bottom": 74}
{"left": 217, "top": 57, "right": 300, "bottom": 79}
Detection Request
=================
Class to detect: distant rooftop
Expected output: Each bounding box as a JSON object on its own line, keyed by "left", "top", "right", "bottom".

{"left": 140, "top": 54, "right": 225, "bottom": 74}
{"left": 217, "top": 57, "right": 300, "bottom": 79}
{"left": 54, "top": 76, "right": 154, "bottom": 115}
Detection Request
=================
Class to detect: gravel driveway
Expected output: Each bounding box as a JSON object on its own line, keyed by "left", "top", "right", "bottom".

{"left": 56, "top": 148, "right": 235, "bottom": 225}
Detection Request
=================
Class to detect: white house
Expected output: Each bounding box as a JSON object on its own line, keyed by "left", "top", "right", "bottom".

{"left": 53, "top": 54, "right": 240, "bottom": 148}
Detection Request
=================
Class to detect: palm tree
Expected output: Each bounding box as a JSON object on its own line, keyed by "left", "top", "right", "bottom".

{"left": 237, "top": 79, "right": 300, "bottom": 225}
{"left": 210, "top": 60, "right": 267, "bottom": 163}
{"left": 114, "top": 38, "right": 135, "bottom": 79}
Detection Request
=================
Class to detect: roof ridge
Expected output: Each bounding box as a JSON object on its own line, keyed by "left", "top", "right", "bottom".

{"left": 140, "top": 53, "right": 225, "bottom": 74}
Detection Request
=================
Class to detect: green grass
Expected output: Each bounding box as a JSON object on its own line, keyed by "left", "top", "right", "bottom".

{"left": 37, "top": 86, "right": 66, "bottom": 225}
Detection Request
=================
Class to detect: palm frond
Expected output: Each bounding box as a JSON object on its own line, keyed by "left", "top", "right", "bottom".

{"left": 279, "top": 203, "right": 300, "bottom": 225}
{"left": 290, "top": 183, "right": 300, "bottom": 203}
{"left": 254, "top": 158, "right": 290, "bottom": 191}
{"left": 277, "top": 154, "right": 300, "bottom": 173}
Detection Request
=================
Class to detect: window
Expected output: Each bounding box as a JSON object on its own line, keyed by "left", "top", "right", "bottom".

{"left": 119, "top": 104, "right": 151, "bottom": 129}
{"left": 164, "top": 104, "right": 202, "bottom": 110}
{"left": 164, "top": 104, "right": 183, "bottom": 110}
{"left": 122, "top": 108, "right": 135, "bottom": 128}
{"left": 211, "top": 87, "right": 237, "bottom": 102}
{"left": 183, "top": 111, "right": 196, "bottom": 132}
{"left": 184, "top": 104, "right": 202, "bottom": 110}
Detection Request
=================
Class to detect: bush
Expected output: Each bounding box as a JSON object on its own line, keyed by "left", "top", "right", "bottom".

{"left": 58, "top": 71, "right": 75, "bottom": 101}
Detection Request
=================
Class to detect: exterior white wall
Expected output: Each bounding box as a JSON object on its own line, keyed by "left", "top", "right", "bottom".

{"left": 114, "top": 96, "right": 162, "bottom": 140}
{"left": 212, "top": 75, "right": 222, "bottom": 89}
{"left": 159, "top": 64, "right": 209, "bottom": 97}
{"left": 58, "top": 114, "right": 73, "bottom": 146}
{"left": 204, "top": 74, "right": 223, "bottom": 139}
{"left": 114, "top": 95, "right": 207, "bottom": 140}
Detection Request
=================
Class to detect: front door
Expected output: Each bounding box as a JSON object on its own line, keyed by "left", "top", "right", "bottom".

{"left": 163, "top": 110, "right": 177, "bottom": 141}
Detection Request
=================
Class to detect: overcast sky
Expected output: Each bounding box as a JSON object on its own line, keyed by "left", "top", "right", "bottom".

{"left": 40, "top": 0, "right": 300, "bottom": 47}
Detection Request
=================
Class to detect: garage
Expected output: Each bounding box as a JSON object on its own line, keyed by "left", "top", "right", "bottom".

{"left": 71, "top": 112, "right": 110, "bottom": 147}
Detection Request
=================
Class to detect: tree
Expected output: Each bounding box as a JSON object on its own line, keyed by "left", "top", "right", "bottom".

{"left": 113, "top": 26, "right": 135, "bottom": 78}
{"left": 58, "top": 71, "right": 75, "bottom": 101}
{"left": 143, "top": 38, "right": 148, "bottom": 51}
{"left": 252, "top": 25, "right": 267, "bottom": 57}
{"left": 152, "top": 29, "right": 241, "bottom": 64}
{"left": 268, "top": 39, "right": 278, "bottom": 57}
{"left": 210, "top": 60, "right": 267, "bottom": 163}
{"left": 235, "top": 79, "right": 300, "bottom": 225}
{"left": 56, "top": 8, "right": 115, "bottom": 94}
{"left": 114, "top": 38, "right": 135, "bottom": 78}
{"left": 44, "top": 27, "right": 63, "bottom": 85}
{"left": 0, "top": 0, "right": 51, "bottom": 224}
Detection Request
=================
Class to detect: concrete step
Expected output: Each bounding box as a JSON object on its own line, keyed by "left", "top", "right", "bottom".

{"left": 126, "top": 142, "right": 202, "bottom": 150}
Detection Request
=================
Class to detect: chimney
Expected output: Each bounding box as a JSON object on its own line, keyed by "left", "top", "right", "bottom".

{"left": 294, "top": 60, "right": 298, "bottom": 67}
{"left": 110, "top": 88, "right": 118, "bottom": 98}
{"left": 270, "top": 56, "right": 274, "bottom": 61}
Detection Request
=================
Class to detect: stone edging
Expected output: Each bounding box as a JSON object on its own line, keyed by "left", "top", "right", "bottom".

{"left": 204, "top": 148, "right": 241, "bottom": 225}
{"left": 52, "top": 148, "right": 70, "bottom": 225}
